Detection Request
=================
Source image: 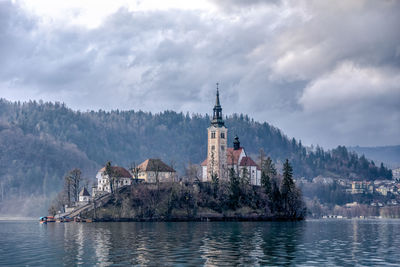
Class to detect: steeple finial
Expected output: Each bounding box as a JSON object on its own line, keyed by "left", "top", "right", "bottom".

{"left": 211, "top": 82, "right": 224, "bottom": 127}
{"left": 215, "top": 82, "right": 220, "bottom": 106}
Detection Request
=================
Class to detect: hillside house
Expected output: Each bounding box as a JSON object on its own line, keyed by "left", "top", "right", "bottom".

{"left": 95, "top": 166, "right": 132, "bottom": 194}
{"left": 137, "top": 158, "right": 176, "bottom": 183}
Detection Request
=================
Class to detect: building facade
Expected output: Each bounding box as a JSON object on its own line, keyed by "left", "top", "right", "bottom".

{"left": 78, "top": 187, "right": 91, "bottom": 204}
{"left": 137, "top": 158, "right": 176, "bottom": 183}
{"left": 95, "top": 166, "right": 132, "bottom": 194}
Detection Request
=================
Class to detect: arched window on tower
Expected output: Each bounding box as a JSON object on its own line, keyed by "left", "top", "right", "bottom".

{"left": 221, "top": 133, "right": 225, "bottom": 139}
{"left": 211, "top": 132, "right": 216, "bottom": 139}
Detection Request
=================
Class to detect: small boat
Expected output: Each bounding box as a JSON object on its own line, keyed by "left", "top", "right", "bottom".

{"left": 56, "top": 216, "right": 72, "bottom": 223}
{"left": 39, "top": 217, "right": 47, "bottom": 224}
{"left": 46, "top": 216, "right": 56, "bottom": 222}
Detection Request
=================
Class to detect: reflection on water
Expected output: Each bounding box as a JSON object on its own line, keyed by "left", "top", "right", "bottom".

{"left": 0, "top": 220, "right": 399, "bottom": 266}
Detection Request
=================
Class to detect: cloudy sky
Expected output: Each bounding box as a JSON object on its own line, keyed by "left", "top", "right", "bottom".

{"left": 0, "top": 0, "right": 399, "bottom": 148}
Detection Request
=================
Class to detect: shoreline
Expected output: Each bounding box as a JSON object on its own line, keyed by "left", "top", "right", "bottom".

{"left": 81, "top": 215, "right": 304, "bottom": 222}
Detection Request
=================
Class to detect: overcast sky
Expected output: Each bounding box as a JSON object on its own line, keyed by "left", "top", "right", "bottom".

{"left": 0, "top": 0, "right": 399, "bottom": 148}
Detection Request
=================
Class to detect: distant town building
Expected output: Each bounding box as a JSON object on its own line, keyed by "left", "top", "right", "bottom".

{"left": 393, "top": 168, "right": 400, "bottom": 179}
{"left": 376, "top": 186, "right": 388, "bottom": 196}
{"left": 137, "top": 158, "right": 176, "bottom": 183}
{"left": 350, "top": 181, "right": 374, "bottom": 194}
{"left": 201, "top": 86, "right": 261, "bottom": 185}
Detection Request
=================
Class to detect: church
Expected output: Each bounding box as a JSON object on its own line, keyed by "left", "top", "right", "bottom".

{"left": 201, "top": 86, "right": 261, "bottom": 186}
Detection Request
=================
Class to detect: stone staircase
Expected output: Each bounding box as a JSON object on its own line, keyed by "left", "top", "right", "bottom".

{"left": 65, "top": 185, "right": 129, "bottom": 218}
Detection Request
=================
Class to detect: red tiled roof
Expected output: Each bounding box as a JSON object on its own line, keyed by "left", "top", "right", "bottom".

{"left": 138, "top": 158, "right": 176, "bottom": 172}
{"left": 239, "top": 156, "right": 260, "bottom": 169}
{"left": 227, "top": 148, "right": 243, "bottom": 165}
{"left": 202, "top": 148, "right": 244, "bottom": 166}
{"left": 99, "top": 166, "right": 132, "bottom": 178}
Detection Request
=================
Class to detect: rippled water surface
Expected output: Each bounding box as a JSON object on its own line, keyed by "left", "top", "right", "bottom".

{"left": 0, "top": 219, "right": 399, "bottom": 266}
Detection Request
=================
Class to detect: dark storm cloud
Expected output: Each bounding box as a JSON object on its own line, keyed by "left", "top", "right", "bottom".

{"left": 0, "top": 0, "right": 399, "bottom": 147}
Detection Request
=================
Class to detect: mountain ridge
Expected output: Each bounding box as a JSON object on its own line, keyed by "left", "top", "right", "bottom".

{"left": 0, "top": 98, "right": 392, "bottom": 215}
{"left": 349, "top": 145, "right": 400, "bottom": 169}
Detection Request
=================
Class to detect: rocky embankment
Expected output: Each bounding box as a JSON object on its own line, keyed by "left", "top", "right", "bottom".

{"left": 80, "top": 182, "right": 306, "bottom": 222}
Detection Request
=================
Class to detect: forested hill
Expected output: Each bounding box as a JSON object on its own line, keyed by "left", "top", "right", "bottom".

{"left": 349, "top": 145, "right": 400, "bottom": 169}
{"left": 0, "top": 99, "right": 392, "bottom": 201}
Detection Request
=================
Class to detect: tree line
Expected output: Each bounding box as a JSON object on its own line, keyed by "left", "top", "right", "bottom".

{"left": 76, "top": 158, "right": 306, "bottom": 221}
{"left": 0, "top": 98, "right": 392, "bottom": 207}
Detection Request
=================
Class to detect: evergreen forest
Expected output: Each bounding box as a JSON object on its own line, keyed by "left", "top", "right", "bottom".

{"left": 0, "top": 99, "right": 392, "bottom": 212}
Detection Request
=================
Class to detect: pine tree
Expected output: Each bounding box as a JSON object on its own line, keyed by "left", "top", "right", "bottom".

{"left": 229, "top": 167, "right": 240, "bottom": 208}
{"left": 261, "top": 157, "right": 276, "bottom": 196}
{"left": 280, "top": 159, "right": 305, "bottom": 218}
{"left": 281, "top": 159, "right": 294, "bottom": 197}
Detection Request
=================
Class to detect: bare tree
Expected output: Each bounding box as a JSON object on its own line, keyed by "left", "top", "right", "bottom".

{"left": 209, "top": 151, "right": 219, "bottom": 194}
{"left": 104, "top": 161, "right": 117, "bottom": 194}
{"left": 64, "top": 175, "right": 72, "bottom": 206}
{"left": 67, "top": 169, "right": 81, "bottom": 203}
{"left": 185, "top": 161, "right": 200, "bottom": 183}
{"left": 169, "top": 159, "right": 176, "bottom": 182}
{"left": 129, "top": 162, "right": 140, "bottom": 183}
{"left": 154, "top": 165, "right": 162, "bottom": 194}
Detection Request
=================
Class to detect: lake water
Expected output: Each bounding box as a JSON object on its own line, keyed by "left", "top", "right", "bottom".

{"left": 0, "top": 219, "right": 399, "bottom": 266}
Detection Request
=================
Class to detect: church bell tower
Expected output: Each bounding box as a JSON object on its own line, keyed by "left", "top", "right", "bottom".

{"left": 207, "top": 83, "right": 228, "bottom": 181}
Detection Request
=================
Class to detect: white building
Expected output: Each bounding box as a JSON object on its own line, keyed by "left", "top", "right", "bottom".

{"left": 79, "top": 187, "right": 91, "bottom": 204}
{"left": 95, "top": 166, "right": 132, "bottom": 193}
{"left": 201, "top": 136, "right": 261, "bottom": 186}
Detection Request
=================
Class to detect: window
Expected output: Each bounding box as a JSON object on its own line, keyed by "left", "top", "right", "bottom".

{"left": 211, "top": 132, "right": 216, "bottom": 139}
{"left": 221, "top": 133, "right": 225, "bottom": 139}
{"left": 221, "top": 145, "right": 225, "bottom": 151}
{"left": 211, "top": 145, "right": 215, "bottom": 150}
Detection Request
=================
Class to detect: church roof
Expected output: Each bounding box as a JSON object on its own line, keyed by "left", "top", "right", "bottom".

{"left": 239, "top": 156, "right": 260, "bottom": 169}
{"left": 79, "top": 187, "right": 90, "bottom": 197}
{"left": 201, "top": 147, "right": 245, "bottom": 166}
{"left": 99, "top": 166, "right": 132, "bottom": 178}
{"left": 201, "top": 159, "right": 208, "bottom": 166}
{"left": 138, "top": 158, "right": 176, "bottom": 172}
{"left": 227, "top": 147, "right": 243, "bottom": 165}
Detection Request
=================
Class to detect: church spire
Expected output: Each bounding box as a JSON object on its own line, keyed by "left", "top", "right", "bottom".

{"left": 215, "top": 82, "right": 221, "bottom": 106}
{"left": 211, "top": 83, "right": 224, "bottom": 127}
